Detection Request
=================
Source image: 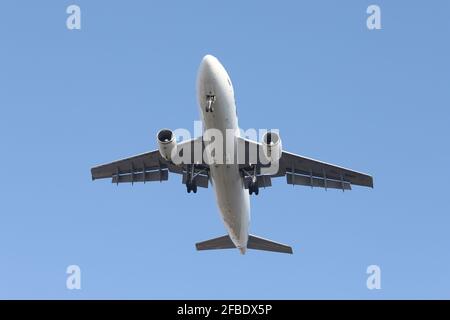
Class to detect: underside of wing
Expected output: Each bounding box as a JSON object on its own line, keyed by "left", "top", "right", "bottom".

{"left": 237, "top": 137, "right": 373, "bottom": 190}
{"left": 280, "top": 151, "right": 373, "bottom": 189}
{"left": 90, "top": 137, "right": 209, "bottom": 186}
{"left": 91, "top": 150, "right": 174, "bottom": 184}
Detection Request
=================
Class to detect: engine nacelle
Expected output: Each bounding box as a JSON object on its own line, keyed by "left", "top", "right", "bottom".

{"left": 261, "top": 131, "right": 282, "bottom": 164}
{"left": 157, "top": 129, "right": 177, "bottom": 161}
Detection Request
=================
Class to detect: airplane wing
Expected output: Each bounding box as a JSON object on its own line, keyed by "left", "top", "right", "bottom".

{"left": 237, "top": 137, "right": 373, "bottom": 190}
{"left": 91, "top": 137, "right": 210, "bottom": 188}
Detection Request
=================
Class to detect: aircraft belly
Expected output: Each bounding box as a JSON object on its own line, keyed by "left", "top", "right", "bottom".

{"left": 199, "top": 63, "right": 249, "bottom": 249}
{"left": 210, "top": 164, "right": 249, "bottom": 248}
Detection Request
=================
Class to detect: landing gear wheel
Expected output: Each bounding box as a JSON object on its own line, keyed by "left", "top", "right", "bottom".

{"left": 186, "top": 181, "right": 197, "bottom": 194}
{"left": 248, "top": 183, "right": 259, "bottom": 195}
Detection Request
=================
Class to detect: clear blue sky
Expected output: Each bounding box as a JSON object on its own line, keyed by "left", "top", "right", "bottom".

{"left": 1, "top": 1, "right": 449, "bottom": 299}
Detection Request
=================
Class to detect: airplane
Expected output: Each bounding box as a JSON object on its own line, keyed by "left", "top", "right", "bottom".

{"left": 91, "top": 54, "right": 373, "bottom": 254}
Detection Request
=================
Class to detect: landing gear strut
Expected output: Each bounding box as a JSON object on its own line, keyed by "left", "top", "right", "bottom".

{"left": 205, "top": 94, "right": 215, "bottom": 113}
{"left": 186, "top": 164, "right": 198, "bottom": 193}
{"left": 185, "top": 164, "right": 207, "bottom": 194}
{"left": 243, "top": 166, "right": 259, "bottom": 196}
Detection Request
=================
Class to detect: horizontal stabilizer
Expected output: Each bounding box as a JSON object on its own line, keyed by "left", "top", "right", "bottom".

{"left": 248, "top": 235, "right": 293, "bottom": 254}
{"left": 195, "top": 235, "right": 235, "bottom": 251}
{"left": 195, "top": 234, "right": 293, "bottom": 254}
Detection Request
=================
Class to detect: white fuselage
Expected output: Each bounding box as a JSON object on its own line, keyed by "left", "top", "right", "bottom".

{"left": 196, "top": 55, "right": 250, "bottom": 253}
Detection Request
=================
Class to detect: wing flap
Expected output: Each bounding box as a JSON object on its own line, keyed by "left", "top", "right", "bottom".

{"left": 112, "top": 169, "right": 169, "bottom": 184}
{"left": 286, "top": 173, "right": 351, "bottom": 190}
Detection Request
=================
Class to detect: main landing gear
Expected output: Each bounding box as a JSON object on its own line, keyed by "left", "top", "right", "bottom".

{"left": 186, "top": 181, "right": 197, "bottom": 193}
{"left": 186, "top": 164, "right": 206, "bottom": 194}
{"left": 249, "top": 182, "right": 259, "bottom": 195}
{"left": 243, "top": 166, "right": 259, "bottom": 196}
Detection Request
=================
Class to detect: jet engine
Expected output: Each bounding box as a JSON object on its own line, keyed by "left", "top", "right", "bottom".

{"left": 261, "top": 131, "right": 282, "bottom": 164}
{"left": 157, "top": 129, "right": 177, "bottom": 161}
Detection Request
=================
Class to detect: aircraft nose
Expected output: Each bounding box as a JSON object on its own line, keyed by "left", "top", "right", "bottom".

{"left": 197, "top": 54, "right": 222, "bottom": 106}
{"left": 199, "top": 54, "right": 218, "bottom": 79}
{"left": 201, "top": 54, "right": 216, "bottom": 68}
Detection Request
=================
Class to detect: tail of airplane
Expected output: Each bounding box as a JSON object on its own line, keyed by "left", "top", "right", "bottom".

{"left": 195, "top": 234, "right": 293, "bottom": 254}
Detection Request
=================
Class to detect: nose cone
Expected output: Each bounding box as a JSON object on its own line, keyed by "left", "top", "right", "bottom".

{"left": 201, "top": 54, "right": 218, "bottom": 69}
{"left": 198, "top": 54, "right": 220, "bottom": 80}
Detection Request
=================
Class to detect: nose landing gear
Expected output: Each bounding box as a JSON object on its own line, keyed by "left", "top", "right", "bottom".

{"left": 205, "top": 94, "right": 215, "bottom": 113}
